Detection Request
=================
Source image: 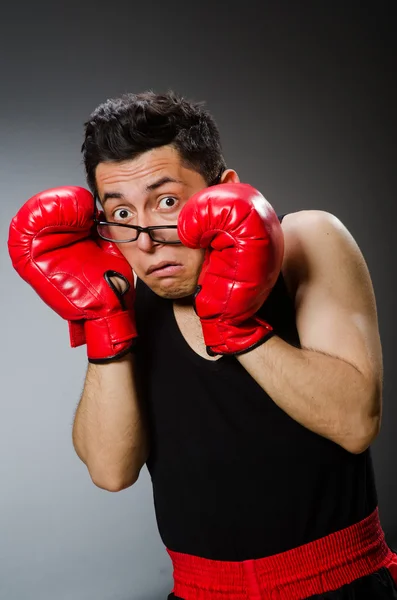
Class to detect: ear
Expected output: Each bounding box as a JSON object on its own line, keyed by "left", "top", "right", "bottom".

{"left": 220, "top": 169, "right": 240, "bottom": 184}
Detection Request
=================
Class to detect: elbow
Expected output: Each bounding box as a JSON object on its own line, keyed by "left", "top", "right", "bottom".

{"left": 79, "top": 443, "right": 149, "bottom": 493}
{"left": 73, "top": 451, "right": 140, "bottom": 491}
{"left": 345, "top": 439, "right": 372, "bottom": 455}
{"left": 344, "top": 383, "right": 382, "bottom": 454}
{"left": 89, "top": 458, "right": 148, "bottom": 492}
{"left": 90, "top": 470, "right": 141, "bottom": 492}
{"left": 344, "top": 415, "right": 382, "bottom": 455}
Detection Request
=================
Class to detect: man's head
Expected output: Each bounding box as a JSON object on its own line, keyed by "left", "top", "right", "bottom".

{"left": 82, "top": 91, "right": 239, "bottom": 299}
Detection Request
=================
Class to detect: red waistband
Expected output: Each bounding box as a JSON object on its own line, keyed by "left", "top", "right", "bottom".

{"left": 167, "top": 507, "right": 397, "bottom": 600}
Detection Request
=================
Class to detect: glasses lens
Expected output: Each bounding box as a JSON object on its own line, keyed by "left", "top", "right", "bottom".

{"left": 97, "top": 223, "right": 138, "bottom": 242}
{"left": 150, "top": 227, "right": 180, "bottom": 243}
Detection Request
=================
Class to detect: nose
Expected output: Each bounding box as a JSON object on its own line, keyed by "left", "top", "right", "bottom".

{"left": 135, "top": 228, "right": 158, "bottom": 253}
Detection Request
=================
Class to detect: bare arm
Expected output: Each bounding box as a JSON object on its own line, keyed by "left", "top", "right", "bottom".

{"left": 72, "top": 353, "right": 149, "bottom": 491}
{"left": 237, "top": 210, "right": 383, "bottom": 454}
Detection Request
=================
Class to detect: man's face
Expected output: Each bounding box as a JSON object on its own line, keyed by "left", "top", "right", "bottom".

{"left": 95, "top": 145, "right": 208, "bottom": 299}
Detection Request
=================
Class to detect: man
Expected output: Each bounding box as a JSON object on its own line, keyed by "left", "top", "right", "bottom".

{"left": 8, "top": 91, "right": 397, "bottom": 599}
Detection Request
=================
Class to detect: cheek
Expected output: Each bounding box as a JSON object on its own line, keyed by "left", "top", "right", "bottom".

{"left": 184, "top": 248, "right": 206, "bottom": 273}
{"left": 115, "top": 245, "right": 142, "bottom": 273}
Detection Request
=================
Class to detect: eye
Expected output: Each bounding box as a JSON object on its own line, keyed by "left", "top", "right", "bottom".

{"left": 158, "top": 196, "right": 178, "bottom": 210}
{"left": 111, "top": 208, "right": 132, "bottom": 222}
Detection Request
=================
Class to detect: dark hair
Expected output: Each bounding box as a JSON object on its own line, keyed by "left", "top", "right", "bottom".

{"left": 81, "top": 91, "right": 226, "bottom": 194}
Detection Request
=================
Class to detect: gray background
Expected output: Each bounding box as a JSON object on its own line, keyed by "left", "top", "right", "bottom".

{"left": 1, "top": 2, "right": 396, "bottom": 599}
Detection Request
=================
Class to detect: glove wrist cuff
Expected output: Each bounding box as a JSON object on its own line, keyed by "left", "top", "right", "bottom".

{"left": 84, "top": 312, "right": 137, "bottom": 362}
{"left": 201, "top": 316, "right": 274, "bottom": 356}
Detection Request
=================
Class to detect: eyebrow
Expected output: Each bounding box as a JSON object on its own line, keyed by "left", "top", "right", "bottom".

{"left": 146, "top": 176, "right": 184, "bottom": 191}
{"left": 102, "top": 191, "right": 125, "bottom": 204}
{"left": 101, "top": 177, "right": 184, "bottom": 204}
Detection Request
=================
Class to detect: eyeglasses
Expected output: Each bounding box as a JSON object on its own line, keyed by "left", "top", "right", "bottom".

{"left": 96, "top": 222, "right": 182, "bottom": 244}
{"left": 94, "top": 168, "right": 225, "bottom": 245}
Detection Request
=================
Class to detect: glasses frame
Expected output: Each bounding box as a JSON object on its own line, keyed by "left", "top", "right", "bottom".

{"left": 96, "top": 222, "right": 182, "bottom": 245}
{"left": 93, "top": 167, "right": 225, "bottom": 245}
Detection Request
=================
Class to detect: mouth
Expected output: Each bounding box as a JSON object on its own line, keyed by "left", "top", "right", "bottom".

{"left": 147, "top": 261, "right": 184, "bottom": 277}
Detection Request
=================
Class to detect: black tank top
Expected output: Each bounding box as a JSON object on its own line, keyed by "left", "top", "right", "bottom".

{"left": 134, "top": 214, "right": 378, "bottom": 562}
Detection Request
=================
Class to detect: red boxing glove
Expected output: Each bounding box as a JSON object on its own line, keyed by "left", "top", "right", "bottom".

{"left": 177, "top": 183, "right": 284, "bottom": 356}
{"left": 8, "top": 187, "right": 137, "bottom": 363}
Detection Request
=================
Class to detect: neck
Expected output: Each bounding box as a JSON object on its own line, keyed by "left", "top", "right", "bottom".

{"left": 173, "top": 294, "right": 195, "bottom": 307}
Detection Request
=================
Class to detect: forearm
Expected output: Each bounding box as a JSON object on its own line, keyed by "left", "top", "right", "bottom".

{"left": 72, "top": 354, "right": 148, "bottom": 490}
{"left": 237, "top": 336, "right": 381, "bottom": 453}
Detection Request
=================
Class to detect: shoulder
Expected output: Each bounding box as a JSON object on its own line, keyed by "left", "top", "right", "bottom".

{"left": 280, "top": 210, "right": 366, "bottom": 297}
{"left": 281, "top": 209, "right": 347, "bottom": 239}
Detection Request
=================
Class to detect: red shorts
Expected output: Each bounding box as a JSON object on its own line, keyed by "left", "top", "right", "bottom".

{"left": 167, "top": 508, "right": 397, "bottom": 599}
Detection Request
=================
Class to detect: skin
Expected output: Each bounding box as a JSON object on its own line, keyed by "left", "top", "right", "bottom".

{"left": 93, "top": 143, "right": 382, "bottom": 463}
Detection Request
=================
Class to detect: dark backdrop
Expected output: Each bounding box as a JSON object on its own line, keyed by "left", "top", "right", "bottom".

{"left": 1, "top": 2, "right": 395, "bottom": 599}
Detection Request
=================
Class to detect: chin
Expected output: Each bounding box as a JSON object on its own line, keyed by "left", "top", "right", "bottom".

{"left": 144, "top": 277, "right": 197, "bottom": 299}
{"left": 158, "top": 289, "right": 193, "bottom": 299}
